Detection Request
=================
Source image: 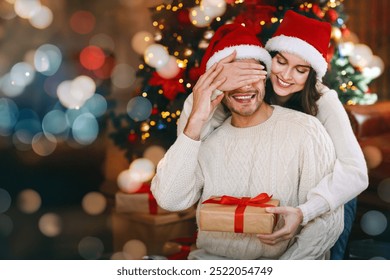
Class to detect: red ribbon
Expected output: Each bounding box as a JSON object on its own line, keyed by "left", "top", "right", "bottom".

{"left": 202, "top": 193, "right": 274, "bottom": 233}
{"left": 167, "top": 234, "right": 197, "bottom": 260}
{"left": 135, "top": 183, "right": 158, "bottom": 215}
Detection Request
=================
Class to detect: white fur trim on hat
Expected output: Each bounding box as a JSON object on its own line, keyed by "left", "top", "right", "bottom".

{"left": 265, "top": 35, "right": 327, "bottom": 80}
{"left": 206, "top": 45, "right": 272, "bottom": 77}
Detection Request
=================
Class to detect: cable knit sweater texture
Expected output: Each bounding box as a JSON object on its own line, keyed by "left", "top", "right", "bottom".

{"left": 152, "top": 106, "right": 343, "bottom": 259}
{"left": 176, "top": 84, "right": 368, "bottom": 225}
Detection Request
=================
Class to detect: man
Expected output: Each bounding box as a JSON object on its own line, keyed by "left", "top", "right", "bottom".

{"left": 151, "top": 23, "right": 343, "bottom": 259}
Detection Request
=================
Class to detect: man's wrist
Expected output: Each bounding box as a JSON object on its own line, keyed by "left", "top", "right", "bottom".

{"left": 183, "top": 117, "right": 203, "bottom": 141}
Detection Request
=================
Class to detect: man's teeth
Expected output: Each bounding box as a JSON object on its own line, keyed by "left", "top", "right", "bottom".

{"left": 234, "top": 95, "right": 252, "bottom": 100}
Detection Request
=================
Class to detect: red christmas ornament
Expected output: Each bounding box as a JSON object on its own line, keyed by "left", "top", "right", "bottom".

{"left": 151, "top": 106, "right": 159, "bottom": 115}
{"left": 326, "top": 9, "right": 338, "bottom": 23}
{"left": 127, "top": 131, "right": 137, "bottom": 143}
{"left": 327, "top": 44, "right": 335, "bottom": 63}
{"left": 311, "top": 4, "right": 324, "bottom": 18}
{"left": 177, "top": 9, "right": 191, "bottom": 25}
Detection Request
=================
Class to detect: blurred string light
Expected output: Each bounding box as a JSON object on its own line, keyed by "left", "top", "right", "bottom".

{"left": 82, "top": 191, "right": 107, "bottom": 216}
{"left": 117, "top": 158, "right": 155, "bottom": 193}
{"left": 70, "top": 10, "right": 96, "bottom": 35}
{"left": 377, "top": 178, "right": 390, "bottom": 203}
{"left": 122, "top": 239, "right": 147, "bottom": 260}
{"left": 16, "top": 189, "right": 42, "bottom": 214}
{"left": 38, "top": 212, "right": 62, "bottom": 237}
{"left": 0, "top": 3, "right": 115, "bottom": 156}
{"left": 0, "top": 188, "right": 12, "bottom": 214}
{"left": 78, "top": 236, "right": 104, "bottom": 260}
{"left": 13, "top": 0, "right": 53, "bottom": 29}
{"left": 360, "top": 210, "right": 388, "bottom": 236}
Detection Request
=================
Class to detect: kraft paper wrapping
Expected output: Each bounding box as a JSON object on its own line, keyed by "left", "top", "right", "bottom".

{"left": 199, "top": 198, "right": 279, "bottom": 234}
{"left": 115, "top": 191, "right": 170, "bottom": 214}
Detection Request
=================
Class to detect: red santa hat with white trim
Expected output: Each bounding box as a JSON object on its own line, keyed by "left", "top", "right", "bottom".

{"left": 265, "top": 10, "right": 331, "bottom": 81}
{"left": 200, "top": 23, "right": 272, "bottom": 76}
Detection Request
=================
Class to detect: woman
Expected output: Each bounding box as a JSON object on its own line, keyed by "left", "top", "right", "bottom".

{"left": 177, "top": 10, "right": 368, "bottom": 259}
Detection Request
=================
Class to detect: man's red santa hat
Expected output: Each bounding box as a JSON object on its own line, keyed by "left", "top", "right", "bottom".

{"left": 200, "top": 23, "right": 272, "bottom": 76}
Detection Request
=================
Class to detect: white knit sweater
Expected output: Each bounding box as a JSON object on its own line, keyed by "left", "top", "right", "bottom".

{"left": 152, "top": 106, "right": 343, "bottom": 259}
{"left": 176, "top": 84, "right": 368, "bottom": 225}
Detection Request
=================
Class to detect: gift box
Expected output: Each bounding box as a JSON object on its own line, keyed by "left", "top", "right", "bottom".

{"left": 111, "top": 209, "right": 197, "bottom": 255}
{"left": 115, "top": 189, "right": 170, "bottom": 215}
{"left": 199, "top": 193, "right": 279, "bottom": 234}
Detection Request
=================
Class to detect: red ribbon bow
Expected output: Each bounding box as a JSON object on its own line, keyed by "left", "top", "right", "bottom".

{"left": 202, "top": 193, "right": 274, "bottom": 233}
{"left": 149, "top": 70, "right": 186, "bottom": 101}
{"left": 135, "top": 183, "right": 158, "bottom": 215}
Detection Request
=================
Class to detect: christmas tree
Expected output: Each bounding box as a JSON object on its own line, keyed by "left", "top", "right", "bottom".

{"left": 108, "top": 0, "right": 384, "bottom": 176}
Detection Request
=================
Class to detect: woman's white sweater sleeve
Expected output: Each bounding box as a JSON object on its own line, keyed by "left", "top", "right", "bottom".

{"left": 298, "top": 86, "right": 369, "bottom": 225}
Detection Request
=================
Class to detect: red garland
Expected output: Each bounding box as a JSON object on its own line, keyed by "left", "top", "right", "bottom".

{"left": 149, "top": 69, "right": 186, "bottom": 101}
{"left": 202, "top": 193, "right": 275, "bottom": 233}
{"left": 234, "top": 5, "right": 276, "bottom": 34}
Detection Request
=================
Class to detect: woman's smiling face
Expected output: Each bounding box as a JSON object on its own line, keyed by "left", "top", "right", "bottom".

{"left": 270, "top": 52, "right": 311, "bottom": 104}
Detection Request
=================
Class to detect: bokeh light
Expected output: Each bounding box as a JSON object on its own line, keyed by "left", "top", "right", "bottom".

{"left": 0, "top": 1, "right": 16, "bottom": 20}
{"left": 111, "top": 63, "right": 136, "bottom": 89}
{"left": 110, "top": 251, "right": 126, "bottom": 260}
{"left": 82, "top": 192, "right": 107, "bottom": 215}
{"left": 377, "top": 178, "right": 390, "bottom": 203}
{"left": 14, "top": 109, "right": 42, "bottom": 145}
{"left": 39, "top": 213, "right": 62, "bottom": 237}
{"left": 57, "top": 75, "right": 96, "bottom": 109}
{"left": 0, "top": 73, "right": 25, "bottom": 97}
{"left": 0, "top": 97, "right": 19, "bottom": 136}
{"left": 362, "top": 145, "right": 382, "bottom": 169}
{"left": 34, "top": 44, "right": 62, "bottom": 76}
{"left": 83, "top": 94, "right": 107, "bottom": 118}
{"left": 14, "top": 0, "right": 41, "bottom": 19}
{"left": 32, "top": 132, "right": 57, "bottom": 156}
{"left": 143, "top": 145, "right": 166, "bottom": 167}
{"left": 10, "top": 62, "right": 35, "bottom": 87}
{"left": 71, "top": 113, "right": 99, "bottom": 145}
{"left": 42, "top": 109, "right": 69, "bottom": 139}
{"left": 17, "top": 189, "right": 42, "bottom": 214}
{"left": 156, "top": 56, "right": 180, "bottom": 79}
{"left": 90, "top": 33, "right": 115, "bottom": 53}
{"left": 360, "top": 210, "right": 388, "bottom": 236}
{"left": 0, "top": 214, "right": 13, "bottom": 237}
{"left": 129, "top": 158, "right": 155, "bottom": 182}
{"left": 131, "top": 30, "right": 154, "bottom": 55}
{"left": 117, "top": 169, "right": 143, "bottom": 193}
{"left": 126, "top": 96, "right": 152, "bottom": 122}
{"left": 122, "top": 239, "right": 147, "bottom": 260}
{"left": 80, "top": 45, "right": 105, "bottom": 71}
{"left": 29, "top": 5, "right": 53, "bottom": 29}
{"left": 0, "top": 188, "right": 12, "bottom": 214}
{"left": 70, "top": 10, "right": 96, "bottom": 34}
{"left": 78, "top": 236, "right": 104, "bottom": 260}
{"left": 144, "top": 44, "right": 169, "bottom": 69}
